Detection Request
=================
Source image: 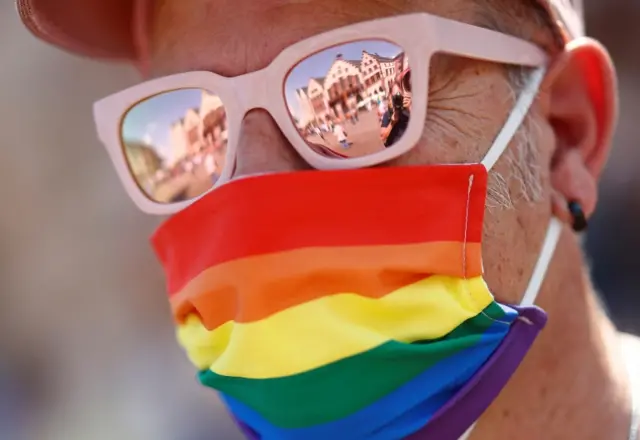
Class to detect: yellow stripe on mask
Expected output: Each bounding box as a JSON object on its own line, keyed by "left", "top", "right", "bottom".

{"left": 176, "top": 275, "right": 493, "bottom": 379}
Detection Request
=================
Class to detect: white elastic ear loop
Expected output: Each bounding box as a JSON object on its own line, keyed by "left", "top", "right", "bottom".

{"left": 458, "top": 68, "right": 552, "bottom": 440}
{"left": 481, "top": 66, "right": 547, "bottom": 171}
{"left": 475, "top": 64, "right": 559, "bottom": 306}
{"left": 458, "top": 423, "right": 476, "bottom": 440}
{"left": 520, "top": 217, "right": 563, "bottom": 306}
{"left": 456, "top": 221, "right": 561, "bottom": 440}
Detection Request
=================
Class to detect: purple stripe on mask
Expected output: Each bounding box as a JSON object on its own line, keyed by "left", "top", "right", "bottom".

{"left": 405, "top": 305, "right": 547, "bottom": 439}
{"left": 234, "top": 417, "right": 259, "bottom": 439}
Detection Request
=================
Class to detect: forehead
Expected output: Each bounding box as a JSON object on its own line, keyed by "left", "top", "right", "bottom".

{"left": 150, "top": 0, "right": 488, "bottom": 75}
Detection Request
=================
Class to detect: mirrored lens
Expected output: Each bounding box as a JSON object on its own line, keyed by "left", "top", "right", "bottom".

{"left": 285, "top": 39, "right": 412, "bottom": 159}
{"left": 121, "top": 88, "right": 228, "bottom": 204}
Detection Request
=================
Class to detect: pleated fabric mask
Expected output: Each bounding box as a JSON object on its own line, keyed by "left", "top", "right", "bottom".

{"left": 151, "top": 164, "right": 553, "bottom": 440}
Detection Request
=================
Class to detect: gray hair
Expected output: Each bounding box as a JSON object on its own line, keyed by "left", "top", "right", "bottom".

{"left": 485, "top": 66, "right": 544, "bottom": 210}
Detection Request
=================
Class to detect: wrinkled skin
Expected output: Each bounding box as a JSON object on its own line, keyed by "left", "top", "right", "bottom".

{"left": 147, "top": 0, "right": 638, "bottom": 439}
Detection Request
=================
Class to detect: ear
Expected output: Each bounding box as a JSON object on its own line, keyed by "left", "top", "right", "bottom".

{"left": 544, "top": 38, "right": 618, "bottom": 224}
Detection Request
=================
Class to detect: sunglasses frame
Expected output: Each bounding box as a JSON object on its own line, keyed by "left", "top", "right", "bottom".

{"left": 94, "top": 12, "right": 548, "bottom": 215}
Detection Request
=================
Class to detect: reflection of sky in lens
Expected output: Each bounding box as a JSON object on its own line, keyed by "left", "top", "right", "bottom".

{"left": 121, "top": 88, "right": 207, "bottom": 162}
{"left": 285, "top": 40, "right": 402, "bottom": 118}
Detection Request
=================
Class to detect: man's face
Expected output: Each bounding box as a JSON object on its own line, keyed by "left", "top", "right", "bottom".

{"left": 148, "top": 0, "right": 559, "bottom": 304}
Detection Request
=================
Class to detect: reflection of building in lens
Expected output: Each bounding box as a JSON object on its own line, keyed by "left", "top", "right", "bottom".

{"left": 362, "top": 51, "right": 397, "bottom": 98}
{"left": 295, "top": 50, "right": 407, "bottom": 129}
{"left": 124, "top": 141, "right": 164, "bottom": 190}
{"left": 301, "top": 77, "right": 331, "bottom": 126}
{"left": 170, "top": 107, "right": 201, "bottom": 163}
{"left": 168, "top": 91, "right": 228, "bottom": 166}
{"left": 325, "top": 54, "right": 365, "bottom": 121}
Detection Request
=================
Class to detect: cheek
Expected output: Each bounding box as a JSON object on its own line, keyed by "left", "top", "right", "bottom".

{"left": 481, "top": 203, "right": 552, "bottom": 303}
{"left": 391, "top": 58, "right": 555, "bottom": 302}
{"left": 393, "top": 61, "right": 514, "bottom": 167}
{"left": 481, "top": 118, "right": 555, "bottom": 303}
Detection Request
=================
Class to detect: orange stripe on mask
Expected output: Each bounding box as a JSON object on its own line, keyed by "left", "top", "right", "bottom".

{"left": 152, "top": 165, "right": 489, "bottom": 296}
{"left": 170, "top": 241, "right": 482, "bottom": 328}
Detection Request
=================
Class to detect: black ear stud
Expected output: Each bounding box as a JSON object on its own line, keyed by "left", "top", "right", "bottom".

{"left": 568, "top": 201, "right": 588, "bottom": 232}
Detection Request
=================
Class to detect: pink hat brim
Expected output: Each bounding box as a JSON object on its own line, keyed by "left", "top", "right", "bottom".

{"left": 17, "top": 0, "right": 138, "bottom": 60}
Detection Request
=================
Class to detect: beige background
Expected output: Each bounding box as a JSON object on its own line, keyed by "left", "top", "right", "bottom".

{"left": 0, "top": 2, "right": 638, "bottom": 439}
{"left": 0, "top": 3, "right": 242, "bottom": 439}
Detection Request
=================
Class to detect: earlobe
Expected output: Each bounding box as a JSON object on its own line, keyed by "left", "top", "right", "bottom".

{"left": 546, "top": 37, "right": 618, "bottom": 224}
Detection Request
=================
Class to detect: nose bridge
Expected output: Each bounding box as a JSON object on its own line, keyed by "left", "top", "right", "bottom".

{"left": 230, "top": 67, "right": 310, "bottom": 179}
{"left": 234, "top": 69, "right": 271, "bottom": 113}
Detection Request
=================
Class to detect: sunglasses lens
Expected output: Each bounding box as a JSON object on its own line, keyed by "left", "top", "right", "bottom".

{"left": 285, "top": 39, "right": 412, "bottom": 159}
{"left": 121, "top": 88, "right": 228, "bottom": 204}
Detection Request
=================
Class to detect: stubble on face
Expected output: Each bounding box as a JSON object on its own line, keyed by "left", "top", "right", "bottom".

{"left": 148, "top": 0, "right": 557, "bottom": 303}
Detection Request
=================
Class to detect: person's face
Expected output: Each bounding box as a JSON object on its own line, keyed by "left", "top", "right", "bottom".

{"left": 394, "top": 58, "right": 403, "bottom": 75}
{"left": 148, "top": 0, "right": 614, "bottom": 305}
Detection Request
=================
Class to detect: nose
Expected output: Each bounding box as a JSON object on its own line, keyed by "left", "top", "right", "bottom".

{"left": 232, "top": 109, "right": 311, "bottom": 179}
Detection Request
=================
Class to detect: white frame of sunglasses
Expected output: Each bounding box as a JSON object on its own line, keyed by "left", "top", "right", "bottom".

{"left": 94, "top": 12, "right": 548, "bottom": 215}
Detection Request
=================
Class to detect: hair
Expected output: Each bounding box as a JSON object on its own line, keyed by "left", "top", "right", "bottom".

{"left": 479, "top": 0, "right": 564, "bottom": 49}
{"left": 478, "top": 0, "right": 561, "bottom": 210}
{"left": 485, "top": 67, "right": 544, "bottom": 210}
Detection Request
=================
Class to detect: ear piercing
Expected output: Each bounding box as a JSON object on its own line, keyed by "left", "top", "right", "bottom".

{"left": 567, "top": 201, "right": 588, "bottom": 232}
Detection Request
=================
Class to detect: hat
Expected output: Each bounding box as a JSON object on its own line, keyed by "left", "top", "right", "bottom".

{"left": 16, "top": 0, "right": 584, "bottom": 61}
{"left": 16, "top": 0, "right": 143, "bottom": 60}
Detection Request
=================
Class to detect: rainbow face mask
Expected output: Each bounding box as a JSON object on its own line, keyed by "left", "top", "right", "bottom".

{"left": 152, "top": 164, "right": 561, "bottom": 440}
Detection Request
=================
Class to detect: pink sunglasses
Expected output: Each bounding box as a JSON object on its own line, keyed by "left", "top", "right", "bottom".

{"left": 93, "top": 12, "right": 548, "bottom": 215}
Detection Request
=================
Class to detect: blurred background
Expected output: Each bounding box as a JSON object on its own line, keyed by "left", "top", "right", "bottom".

{"left": 1, "top": 2, "right": 639, "bottom": 440}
